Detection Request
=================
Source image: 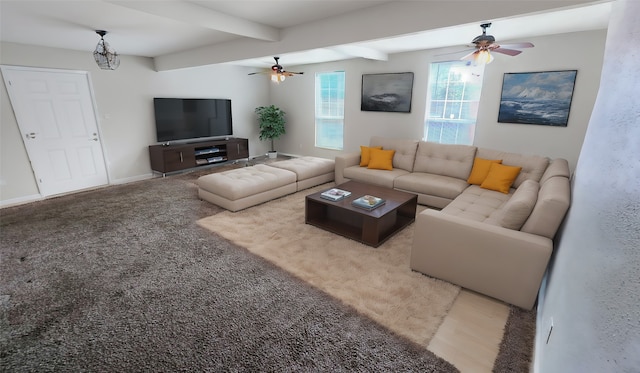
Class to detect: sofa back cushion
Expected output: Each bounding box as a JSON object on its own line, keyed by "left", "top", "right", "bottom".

{"left": 370, "top": 136, "right": 418, "bottom": 172}
{"left": 500, "top": 179, "right": 539, "bottom": 230}
{"left": 477, "top": 148, "right": 549, "bottom": 188}
{"left": 539, "top": 158, "right": 571, "bottom": 184}
{"left": 413, "top": 141, "right": 477, "bottom": 180}
{"left": 521, "top": 159, "right": 571, "bottom": 239}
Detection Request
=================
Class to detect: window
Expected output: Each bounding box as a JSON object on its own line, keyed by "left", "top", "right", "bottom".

{"left": 315, "top": 71, "right": 345, "bottom": 150}
{"left": 424, "top": 61, "right": 485, "bottom": 145}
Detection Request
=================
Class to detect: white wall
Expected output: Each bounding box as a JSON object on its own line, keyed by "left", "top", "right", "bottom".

{"left": 473, "top": 31, "right": 604, "bottom": 165}
{"left": 535, "top": 0, "right": 640, "bottom": 370}
{"left": 0, "top": 42, "right": 270, "bottom": 205}
{"left": 272, "top": 29, "right": 606, "bottom": 173}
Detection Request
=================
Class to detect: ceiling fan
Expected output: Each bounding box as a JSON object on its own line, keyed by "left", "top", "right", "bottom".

{"left": 459, "top": 23, "right": 534, "bottom": 64}
{"left": 248, "top": 57, "right": 304, "bottom": 83}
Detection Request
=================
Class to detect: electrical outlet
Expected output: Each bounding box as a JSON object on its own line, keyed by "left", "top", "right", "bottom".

{"left": 546, "top": 317, "right": 554, "bottom": 344}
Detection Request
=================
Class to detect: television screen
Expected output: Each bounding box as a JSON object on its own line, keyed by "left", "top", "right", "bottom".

{"left": 153, "top": 98, "right": 233, "bottom": 143}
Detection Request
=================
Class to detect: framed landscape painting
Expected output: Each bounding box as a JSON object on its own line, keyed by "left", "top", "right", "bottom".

{"left": 498, "top": 70, "right": 577, "bottom": 127}
{"left": 361, "top": 72, "right": 414, "bottom": 113}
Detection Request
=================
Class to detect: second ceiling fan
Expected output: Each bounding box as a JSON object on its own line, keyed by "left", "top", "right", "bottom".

{"left": 460, "top": 23, "right": 534, "bottom": 64}
{"left": 248, "top": 57, "right": 304, "bottom": 83}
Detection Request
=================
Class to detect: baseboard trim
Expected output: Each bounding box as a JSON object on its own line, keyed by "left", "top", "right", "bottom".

{"left": 110, "top": 173, "right": 154, "bottom": 185}
{"left": 0, "top": 194, "right": 44, "bottom": 209}
{"left": 1, "top": 173, "right": 155, "bottom": 208}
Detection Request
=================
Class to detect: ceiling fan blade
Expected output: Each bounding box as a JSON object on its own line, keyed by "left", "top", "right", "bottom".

{"left": 283, "top": 71, "right": 304, "bottom": 76}
{"left": 499, "top": 42, "right": 534, "bottom": 49}
{"left": 492, "top": 48, "right": 523, "bottom": 56}
{"left": 248, "top": 70, "right": 270, "bottom": 75}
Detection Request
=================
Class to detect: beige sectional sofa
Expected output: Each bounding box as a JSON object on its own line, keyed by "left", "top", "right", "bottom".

{"left": 335, "top": 136, "right": 571, "bottom": 309}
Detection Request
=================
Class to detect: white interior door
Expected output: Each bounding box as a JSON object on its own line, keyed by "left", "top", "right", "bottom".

{"left": 2, "top": 66, "right": 109, "bottom": 197}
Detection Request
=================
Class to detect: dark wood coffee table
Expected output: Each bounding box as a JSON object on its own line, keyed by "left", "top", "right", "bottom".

{"left": 305, "top": 181, "right": 418, "bottom": 247}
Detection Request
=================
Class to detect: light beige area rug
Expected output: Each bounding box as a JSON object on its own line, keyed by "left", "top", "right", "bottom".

{"left": 197, "top": 184, "right": 461, "bottom": 346}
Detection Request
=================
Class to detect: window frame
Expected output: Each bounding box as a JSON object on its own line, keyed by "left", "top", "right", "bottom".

{"left": 424, "top": 61, "right": 485, "bottom": 145}
{"left": 314, "top": 71, "right": 345, "bottom": 150}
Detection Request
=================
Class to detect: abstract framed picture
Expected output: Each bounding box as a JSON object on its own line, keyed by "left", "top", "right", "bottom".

{"left": 498, "top": 70, "right": 577, "bottom": 127}
{"left": 361, "top": 72, "right": 414, "bottom": 113}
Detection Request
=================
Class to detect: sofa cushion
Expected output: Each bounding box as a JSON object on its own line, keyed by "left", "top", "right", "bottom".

{"left": 521, "top": 175, "right": 571, "bottom": 239}
{"left": 343, "top": 166, "right": 409, "bottom": 189}
{"left": 480, "top": 163, "right": 522, "bottom": 194}
{"left": 367, "top": 148, "right": 395, "bottom": 170}
{"left": 539, "top": 158, "right": 571, "bottom": 184}
{"left": 369, "top": 136, "right": 418, "bottom": 172}
{"left": 359, "top": 146, "right": 382, "bottom": 167}
{"left": 467, "top": 158, "right": 503, "bottom": 185}
{"left": 441, "top": 185, "right": 511, "bottom": 224}
{"left": 394, "top": 173, "right": 470, "bottom": 201}
{"left": 477, "top": 148, "right": 549, "bottom": 188}
{"left": 500, "top": 180, "right": 539, "bottom": 230}
{"left": 413, "top": 141, "right": 477, "bottom": 180}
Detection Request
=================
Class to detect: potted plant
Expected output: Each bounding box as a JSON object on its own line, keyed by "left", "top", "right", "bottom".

{"left": 255, "top": 105, "right": 286, "bottom": 158}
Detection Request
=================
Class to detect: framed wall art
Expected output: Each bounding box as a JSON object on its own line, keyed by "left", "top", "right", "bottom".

{"left": 498, "top": 70, "right": 577, "bottom": 127}
{"left": 361, "top": 72, "right": 414, "bottom": 113}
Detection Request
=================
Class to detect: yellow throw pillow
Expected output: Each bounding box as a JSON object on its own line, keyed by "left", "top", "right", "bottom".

{"left": 480, "top": 163, "right": 522, "bottom": 193}
{"left": 367, "top": 148, "right": 395, "bottom": 170}
{"left": 467, "top": 158, "right": 503, "bottom": 185}
{"left": 360, "top": 146, "right": 383, "bottom": 167}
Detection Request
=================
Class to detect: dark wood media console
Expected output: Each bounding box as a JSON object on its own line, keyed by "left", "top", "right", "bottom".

{"left": 149, "top": 138, "right": 249, "bottom": 174}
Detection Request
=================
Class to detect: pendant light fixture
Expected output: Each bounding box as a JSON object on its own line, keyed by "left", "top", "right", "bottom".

{"left": 271, "top": 72, "right": 286, "bottom": 83}
{"left": 93, "top": 30, "right": 120, "bottom": 70}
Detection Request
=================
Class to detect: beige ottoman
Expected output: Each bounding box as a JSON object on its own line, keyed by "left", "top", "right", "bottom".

{"left": 268, "top": 156, "right": 335, "bottom": 190}
{"left": 197, "top": 164, "right": 297, "bottom": 212}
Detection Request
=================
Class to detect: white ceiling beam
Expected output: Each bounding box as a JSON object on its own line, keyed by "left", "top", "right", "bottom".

{"left": 154, "top": 0, "right": 603, "bottom": 71}
{"left": 329, "top": 45, "right": 388, "bottom": 61}
{"left": 106, "top": 0, "right": 280, "bottom": 41}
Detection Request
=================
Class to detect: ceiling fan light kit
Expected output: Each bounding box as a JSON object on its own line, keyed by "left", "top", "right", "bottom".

{"left": 93, "top": 30, "right": 120, "bottom": 70}
{"left": 249, "top": 57, "right": 303, "bottom": 83}
{"left": 470, "top": 50, "right": 494, "bottom": 65}
{"left": 271, "top": 73, "right": 286, "bottom": 83}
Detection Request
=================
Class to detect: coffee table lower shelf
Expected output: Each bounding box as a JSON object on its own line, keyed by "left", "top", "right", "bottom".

{"left": 305, "top": 211, "right": 414, "bottom": 248}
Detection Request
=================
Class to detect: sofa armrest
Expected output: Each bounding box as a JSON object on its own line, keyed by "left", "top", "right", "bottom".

{"left": 410, "top": 209, "right": 553, "bottom": 310}
{"left": 335, "top": 152, "right": 360, "bottom": 185}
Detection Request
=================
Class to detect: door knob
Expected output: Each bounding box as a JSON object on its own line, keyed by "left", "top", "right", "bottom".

{"left": 25, "top": 132, "right": 36, "bottom": 139}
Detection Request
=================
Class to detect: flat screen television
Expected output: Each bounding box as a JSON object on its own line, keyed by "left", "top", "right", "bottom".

{"left": 153, "top": 98, "right": 233, "bottom": 143}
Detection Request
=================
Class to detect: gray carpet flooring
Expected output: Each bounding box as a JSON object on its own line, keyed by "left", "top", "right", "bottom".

{"left": 1, "top": 173, "right": 460, "bottom": 372}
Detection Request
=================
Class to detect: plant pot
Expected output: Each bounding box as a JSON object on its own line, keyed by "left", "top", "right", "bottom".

{"left": 267, "top": 151, "right": 278, "bottom": 159}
